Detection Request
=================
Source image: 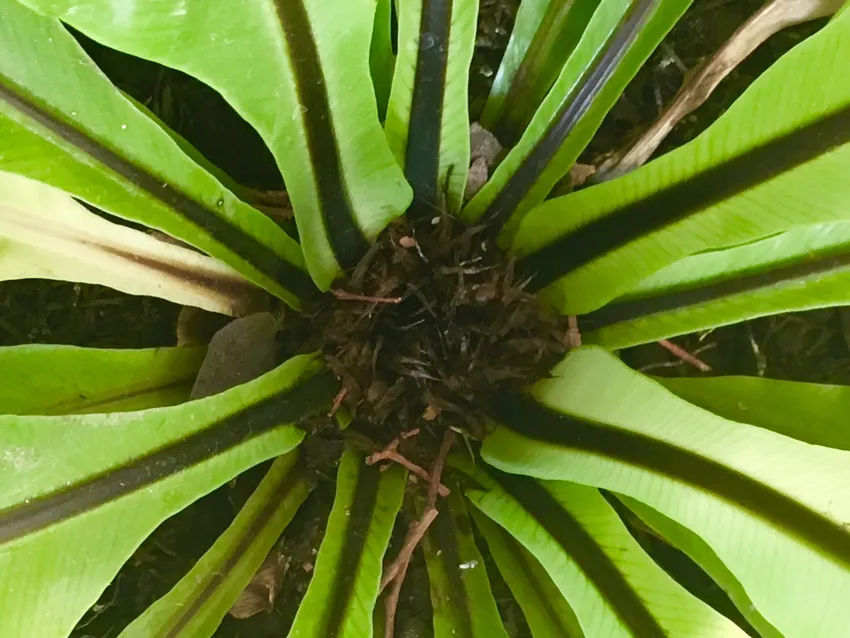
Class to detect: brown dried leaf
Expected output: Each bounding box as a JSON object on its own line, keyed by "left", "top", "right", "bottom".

{"left": 228, "top": 551, "right": 288, "bottom": 619}
{"left": 469, "top": 122, "right": 503, "bottom": 164}
{"left": 465, "top": 157, "right": 490, "bottom": 201}
{"left": 569, "top": 163, "right": 597, "bottom": 190}
{"left": 465, "top": 123, "right": 504, "bottom": 200}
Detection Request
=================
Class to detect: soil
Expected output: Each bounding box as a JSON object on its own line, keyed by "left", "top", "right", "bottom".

{"left": 0, "top": 2, "right": 840, "bottom": 636}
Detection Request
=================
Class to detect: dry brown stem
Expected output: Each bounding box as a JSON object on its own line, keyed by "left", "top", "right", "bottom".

{"left": 382, "top": 427, "right": 457, "bottom": 636}
{"left": 365, "top": 428, "right": 420, "bottom": 464}
{"left": 658, "top": 338, "right": 711, "bottom": 372}
{"left": 369, "top": 450, "right": 450, "bottom": 498}
{"left": 597, "top": 0, "right": 842, "bottom": 180}
{"left": 382, "top": 509, "right": 438, "bottom": 638}
{"left": 332, "top": 289, "right": 402, "bottom": 304}
{"left": 380, "top": 507, "right": 439, "bottom": 594}
{"left": 327, "top": 387, "right": 348, "bottom": 417}
{"left": 427, "top": 429, "right": 456, "bottom": 508}
{"left": 567, "top": 315, "right": 582, "bottom": 348}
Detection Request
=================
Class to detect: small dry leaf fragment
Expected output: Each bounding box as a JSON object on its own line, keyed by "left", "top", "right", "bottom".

{"left": 465, "top": 123, "right": 503, "bottom": 200}
{"left": 228, "top": 551, "right": 288, "bottom": 619}
{"left": 422, "top": 404, "right": 441, "bottom": 421}
{"left": 465, "top": 156, "right": 490, "bottom": 200}
{"left": 469, "top": 122, "right": 502, "bottom": 165}
{"left": 568, "top": 163, "right": 596, "bottom": 190}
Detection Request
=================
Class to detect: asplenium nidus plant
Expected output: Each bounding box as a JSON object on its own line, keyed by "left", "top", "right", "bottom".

{"left": 2, "top": 0, "right": 850, "bottom": 636}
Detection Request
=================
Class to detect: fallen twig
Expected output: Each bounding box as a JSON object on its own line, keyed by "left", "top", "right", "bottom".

{"left": 332, "top": 289, "right": 403, "bottom": 304}
{"left": 327, "top": 387, "right": 348, "bottom": 417}
{"left": 380, "top": 507, "right": 439, "bottom": 594}
{"left": 370, "top": 450, "right": 450, "bottom": 498}
{"left": 382, "top": 509, "right": 438, "bottom": 638}
{"left": 365, "top": 429, "right": 449, "bottom": 496}
{"left": 383, "top": 429, "right": 457, "bottom": 637}
{"left": 658, "top": 339, "right": 711, "bottom": 372}
{"left": 428, "top": 429, "right": 456, "bottom": 508}
{"left": 365, "top": 429, "right": 421, "bottom": 465}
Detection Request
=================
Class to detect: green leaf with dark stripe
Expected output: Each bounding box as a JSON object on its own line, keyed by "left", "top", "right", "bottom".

{"left": 289, "top": 448, "right": 405, "bottom": 638}
{"left": 384, "top": 0, "right": 478, "bottom": 215}
{"left": 617, "top": 496, "right": 783, "bottom": 638}
{"left": 417, "top": 480, "right": 509, "bottom": 638}
{"left": 119, "top": 451, "right": 310, "bottom": 638}
{"left": 468, "top": 504, "right": 584, "bottom": 638}
{"left": 512, "top": 7, "right": 850, "bottom": 315}
{"left": 479, "top": 0, "right": 601, "bottom": 146}
{"left": 0, "top": 344, "right": 205, "bottom": 416}
{"left": 657, "top": 374, "right": 850, "bottom": 452}
{"left": 465, "top": 473, "right": 744, "bottom": 637}
{"left": 0, "top": 354, "right": 336, "bottom": 638}
{"left": 584, "top": 222, "right": 850, "bottom": 348}
{"left": 0, "top": 0, "right": 310, "bottom": 306}
{"left": 483, "top": 346, "right": 850, "bottom": 638}
{"left": 371, "top": 0, "right": 396, "bottom": 121}
{"left": 463, "top": 0, "right": 690, "bottom": 235}
{"left": 18, "top": 0, "right": 412, "bottom": 289}
{"left": 0, "top": 170, "right": 265, "bottom": 317}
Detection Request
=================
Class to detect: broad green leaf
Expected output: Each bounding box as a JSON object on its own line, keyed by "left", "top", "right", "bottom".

{"left": 384, "top": 0, "right": 479, "bottom": 215}
{"left": 584, "top": 222, "right": 850, "bottom": 348}
{"left": 466, "top": 475, "right": 744, "bottom": 638}
{"left": 418, "top": 481, "right": 509, "bottom": 638}
{"left": 512, "top": 7, "right": 850, "bottom": 315}
{"left": 463, "top": 0, "right": 691, "bottom": 235}
{"left": 0, "top": 0, "right": 310, "bottom": 305}
{"left": 119, "top": 451, "right": 311, "bottom": 638}
{"left": 0, "top": 171, "right": 265, "bottom": 316}
{"left": 19, "top": 0, "right": 413, "bottom": 289}
{"left": 482, "top": 346, "right": 850, "bottom": 638}
{"left": 468, "top": 505, "right": 584, "bottom": 638}
{"left": 618, "top": 496, "right": 782, "bottom": 638}
{"left": 658, "top": 374, "right": 850, "bottom": 451}
{"left": 0, "top": 344, "right": 205, "bottom": 415}
{"left": 290, "top": 448, "right": 405, "bottom": 638}
{"left": 371, "top": 0, "right": 395, "bottom": 121}
{"left": 480, "top": 0, "right": 600, "bottom": 146}
{"left": 0, "top": 353, "right": 337, "bottom": 638}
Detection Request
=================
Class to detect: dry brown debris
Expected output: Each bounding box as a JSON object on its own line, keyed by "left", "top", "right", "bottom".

{"left": 283, "top": 213, "right": 568, "bottom": 447}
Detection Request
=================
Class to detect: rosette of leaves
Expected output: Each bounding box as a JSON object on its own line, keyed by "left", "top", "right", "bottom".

{"left": 2, "top": 0, "right": 850, "bottom": 637}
